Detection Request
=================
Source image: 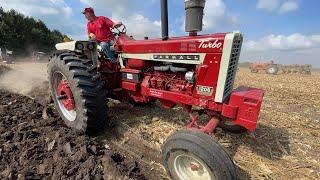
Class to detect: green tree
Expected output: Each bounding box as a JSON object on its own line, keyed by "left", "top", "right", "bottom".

{"left": 0, "top": 7, "right": 65, "bottom": 56}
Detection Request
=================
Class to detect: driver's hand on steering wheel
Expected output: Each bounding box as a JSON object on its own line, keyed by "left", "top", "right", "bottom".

{"left": 89, "top": 33, "right": 96, "bottom": 40}
{"left": 113, "top": 22, "right": 123, "bottom": 29}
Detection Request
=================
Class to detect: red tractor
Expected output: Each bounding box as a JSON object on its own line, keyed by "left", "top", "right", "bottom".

{"left": 48, "top": 0, "right": 264, "bottom": 179}
{"left": 249, "top": 60, "right": 279, "bottom": 74}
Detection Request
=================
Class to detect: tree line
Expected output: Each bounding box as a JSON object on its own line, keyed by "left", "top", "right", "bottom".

{"left": 0, "top": 7, "right": 65, "bottom": 56}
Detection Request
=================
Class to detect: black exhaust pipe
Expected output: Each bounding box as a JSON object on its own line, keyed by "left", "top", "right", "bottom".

{"left": 160, "top": 0, "right": 169, "bottom": 40}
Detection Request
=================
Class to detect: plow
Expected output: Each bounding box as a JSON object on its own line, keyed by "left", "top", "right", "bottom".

{"left": 48, "top": 0, "right": 264, "bottom": 179}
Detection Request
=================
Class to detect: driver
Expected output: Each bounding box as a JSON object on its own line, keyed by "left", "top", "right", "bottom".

{"left": 82, "top": 7, "right": 122, "bottom": 63}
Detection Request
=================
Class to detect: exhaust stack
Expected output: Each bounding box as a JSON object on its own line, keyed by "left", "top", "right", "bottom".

{"left": 160, "top": 0, "right": 169, "bottom": 40}
{"left": 185, "top": 0, "right": 206, "bottom": 35}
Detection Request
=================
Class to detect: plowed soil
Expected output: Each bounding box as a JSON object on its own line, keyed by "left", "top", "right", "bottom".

{"left": 0, "top": 63, "right": 319, "bottom": 179}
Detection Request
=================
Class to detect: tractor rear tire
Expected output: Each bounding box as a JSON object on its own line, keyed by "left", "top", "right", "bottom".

{"left": 219, "top": 122, "right": 247, "bottom": 134}
{"left": 48, "top": 51, "right": 108, "bottom": 134}
{"left": 162, "top": 129, "right": 236, "bottom": 180}
{"left": 266, "top": 65, "right": 278, "bottom": 75}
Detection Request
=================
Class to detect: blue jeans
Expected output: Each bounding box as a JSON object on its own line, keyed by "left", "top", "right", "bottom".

{"left": 100, "top": 41, "right": 117, "bottom": 63}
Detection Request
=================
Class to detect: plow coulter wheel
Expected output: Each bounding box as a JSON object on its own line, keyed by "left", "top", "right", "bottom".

{"left": 162, "top": 129, "right": 236, "bottom": 180}
{"left": 48, "top": 52, "right": 108, "bottom": 134}
{"left": 301, "top": 70, "right": 311, "bottom": 75}
{"left": 266, "top": 64, "right": 278, "bottom": 75}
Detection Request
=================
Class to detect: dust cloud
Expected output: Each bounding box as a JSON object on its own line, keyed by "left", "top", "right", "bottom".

{"left": 0, "top": 62, "right": 48, "bottom": 95}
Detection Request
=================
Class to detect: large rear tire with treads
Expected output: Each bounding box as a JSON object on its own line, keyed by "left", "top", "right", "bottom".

{"left": 48, "top": 51, "right": 109, "bottom": 134}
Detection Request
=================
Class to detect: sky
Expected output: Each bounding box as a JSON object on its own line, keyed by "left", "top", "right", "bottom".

{"left": 0, "top": 0, "right": 320, "bottom": 67}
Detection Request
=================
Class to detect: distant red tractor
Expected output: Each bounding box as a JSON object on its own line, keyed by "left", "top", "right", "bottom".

{"left": 48, "top": 0, "right": 264, "bottom": 179}
{"left": 249, "top": 60, "right": 279, "bottom": 75}
{"left": 249, "top": 61, "right": 312, "bottom": 75}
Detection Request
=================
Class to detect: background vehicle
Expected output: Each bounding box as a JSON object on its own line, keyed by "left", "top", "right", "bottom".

{"left": 250, "top": 61, "right": 312, "bottom": 75}
{"left": 32, "top": 51, "right": 47, "bottom": 61}
{"left": 249, "top": 60, "right": 279, "bottom": 74}
{"left": 48, "top": 0, "right": 264, "bottom": 179}
{"left": 1, "top": 48, "right": 14, "bottom": 64}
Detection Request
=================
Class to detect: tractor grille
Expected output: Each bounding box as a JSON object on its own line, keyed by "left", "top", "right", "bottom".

{"left": 222, "top": 34, "right": 243, "bottom": 100}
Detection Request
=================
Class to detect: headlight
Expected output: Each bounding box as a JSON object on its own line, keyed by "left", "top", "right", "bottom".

{"left": 76, "top": 43, "right": 84, "bottom": 50}
{"left": 185, "top": 71, "right": 195, "bottom": 83}
{"left": 87, "top": 43, "right": 94, "bottom": 50}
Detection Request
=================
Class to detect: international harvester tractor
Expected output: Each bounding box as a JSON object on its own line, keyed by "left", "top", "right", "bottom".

{"left": 249, "top": 60, "right": 312, "bottom": 75}
{"left": 249, "top": 60, "right": 279, "bottom": 74}
{"left": 48, "top": 0, "right": 264, "bottom": 179}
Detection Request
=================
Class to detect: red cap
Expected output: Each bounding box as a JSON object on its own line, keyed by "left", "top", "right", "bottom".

{"left": 82, "top": 7, "right": 94, "bottom": 14}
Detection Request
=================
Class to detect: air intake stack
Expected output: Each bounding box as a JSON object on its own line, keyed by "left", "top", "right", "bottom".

{"left": 185, "top": 0, "right": 206, "bottom": 35}
{"left": 160, "top": 0, "right": 169, "bottom": 40}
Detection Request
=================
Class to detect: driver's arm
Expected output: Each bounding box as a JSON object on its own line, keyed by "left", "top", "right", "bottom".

{"left": 113, "top": 21, "right": 123, "bottom": 28}
{"left": 102, "top": 16, "right": 122, "bottom": 29}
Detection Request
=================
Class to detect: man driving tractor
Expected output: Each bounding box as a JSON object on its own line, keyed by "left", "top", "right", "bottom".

{"left": 82, "top": 7, "right": 122, "bottom": 63}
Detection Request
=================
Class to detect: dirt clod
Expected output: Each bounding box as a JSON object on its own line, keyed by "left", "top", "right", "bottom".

{"left": 63, "top": 142, "right": 72, "bottom": 155}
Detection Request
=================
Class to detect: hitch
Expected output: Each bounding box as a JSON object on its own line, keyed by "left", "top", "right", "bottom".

{"left": 222, "top": 86, "right": 264, "bottom": 131}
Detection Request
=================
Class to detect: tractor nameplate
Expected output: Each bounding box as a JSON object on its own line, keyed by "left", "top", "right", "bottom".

{"left": 153, "top": 55, "right": 200, "bottom": 61}
{"left": 198, "top": 38, "right": 222, "bottom": 49}
{"left": 196, "top": 86, "right": 214, "bottom": 96}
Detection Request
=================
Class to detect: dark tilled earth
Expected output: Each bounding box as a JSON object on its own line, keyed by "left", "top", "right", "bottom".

{"left": 0, "top": 89, "right": 148, "bottom": 180}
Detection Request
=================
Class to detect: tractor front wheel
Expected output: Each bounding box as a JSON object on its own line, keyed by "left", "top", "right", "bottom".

{"left": 162, "top": 129, "right": 236, "bottom": 180}
{"left": 250, "top": 69, "right": 258, "bottom": 73}
{"left": 48, "top": 52, "right": 108, "bottom": 134}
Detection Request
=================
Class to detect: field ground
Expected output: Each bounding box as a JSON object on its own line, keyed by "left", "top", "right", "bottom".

{"left": 0, "top": 62, "right": 319, "bottom": 179}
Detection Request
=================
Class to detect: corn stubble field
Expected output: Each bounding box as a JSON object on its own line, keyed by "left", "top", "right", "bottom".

{"left": 108, "top": 68, "right": 320, "bottom": 179}
{"left": 0, "top": 63, "right": 319, "bottom": 179}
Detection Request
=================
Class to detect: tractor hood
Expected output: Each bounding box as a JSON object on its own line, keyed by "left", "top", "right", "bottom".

{"left": 55, "top": 41, "right": 96, "bottom": 51}
{"left": 55, "top": 41, "right": 77, "bottom": 51}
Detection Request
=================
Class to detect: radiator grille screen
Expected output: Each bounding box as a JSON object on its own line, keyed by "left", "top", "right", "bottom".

{"left": 223, "top": 35, "right": 243, "bottom": 100}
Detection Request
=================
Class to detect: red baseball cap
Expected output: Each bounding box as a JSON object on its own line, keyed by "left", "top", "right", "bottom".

{"left": 82, "top": 7, "right": 94, "bottom": 14}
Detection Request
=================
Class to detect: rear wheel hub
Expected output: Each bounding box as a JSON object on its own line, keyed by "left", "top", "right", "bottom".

{"left": 57, "top": 81, "right": 75, "bottom": 111}
{"left": 53, "top": 71, "right": 77, "bottom": 122}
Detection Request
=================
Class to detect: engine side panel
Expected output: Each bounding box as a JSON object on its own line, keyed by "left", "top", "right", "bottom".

{"left": 192, "top": 53, "right": 222, "bottom": 100}
{"left": 117, "top": 32, "right": 242, "bottom": 104}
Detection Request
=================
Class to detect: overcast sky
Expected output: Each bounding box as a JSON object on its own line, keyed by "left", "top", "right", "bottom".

{"left": 0, "top": 0, "right": 319, "bottom": 67}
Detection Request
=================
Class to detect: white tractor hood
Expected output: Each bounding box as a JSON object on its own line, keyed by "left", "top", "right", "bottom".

{"left": 55, "top": 41, "right": 77, "bottom": 51}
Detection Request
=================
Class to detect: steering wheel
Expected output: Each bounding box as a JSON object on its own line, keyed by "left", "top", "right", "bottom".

{"left": 112, "top": 24, "right": 127, "bottom": 36}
